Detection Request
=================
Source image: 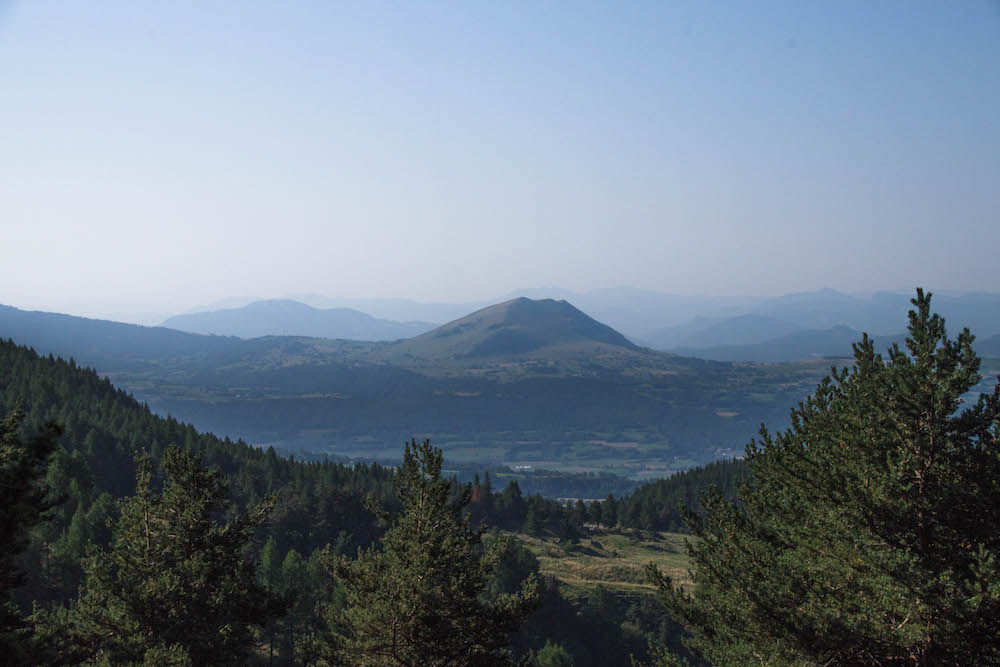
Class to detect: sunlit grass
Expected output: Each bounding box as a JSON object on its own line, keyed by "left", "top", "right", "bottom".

{"left": 515, "top": 530, "right": 694, "bottom": 601}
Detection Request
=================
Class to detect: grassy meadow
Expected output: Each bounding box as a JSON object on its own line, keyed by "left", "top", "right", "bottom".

{"left": 516, "top": 531, "right": 694, "bottom": 602}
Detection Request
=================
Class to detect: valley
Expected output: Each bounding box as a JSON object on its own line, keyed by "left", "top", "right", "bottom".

{"left": 0, "top": 298, "right": 837, "bottom": 479}
{"left": 3, "top": 293, "right": 996, "bottom": 483}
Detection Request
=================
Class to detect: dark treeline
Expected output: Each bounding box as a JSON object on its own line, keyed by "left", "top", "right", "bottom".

{"left": 612, "top": 459, "right": 747, "bottom": 532}
{"left": 447, "top": 464, "right": 642, "bottom": 500}
{"left": 0, "top": 337, "right": 735, "bottom": 665}
{"left": 0, "top": 338, "right": 394, "bottom": 609}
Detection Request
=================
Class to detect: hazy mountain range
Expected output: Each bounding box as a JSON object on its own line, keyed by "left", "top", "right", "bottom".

{"left": 0, "top": 299, "right": 826, "bottom": 468}
{"left": 646, "top": 289, "right": 1000, "bottom": 361}
{"left": 171, "top": 288, "right": 1000, "bottom": 363}
{"left": 162, "top": 299, "right": 435, "bottom": 341}
{"left": 3, "top": 295, "right": 996, "bottom": 469}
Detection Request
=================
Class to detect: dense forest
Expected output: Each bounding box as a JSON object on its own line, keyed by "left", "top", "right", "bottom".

{"left": 648, "top": 291, "right": 1000, "bottom": 665}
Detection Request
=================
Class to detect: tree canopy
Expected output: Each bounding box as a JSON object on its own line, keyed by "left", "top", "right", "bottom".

{"left": 329, "top": 439, "right": 540, "bottom": 666}
{"left": 55, "top": 446, "right": 285, "bottom": 665}
{"left": 650, "top": 289, "right": 1000, "bottom": 665}
{"left": 0, "top": 409, "right": 59, "bottom": 660}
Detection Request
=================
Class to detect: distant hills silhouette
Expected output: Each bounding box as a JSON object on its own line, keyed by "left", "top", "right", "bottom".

{"left": 162, "top": 299, "right": 435, "bottom": 341}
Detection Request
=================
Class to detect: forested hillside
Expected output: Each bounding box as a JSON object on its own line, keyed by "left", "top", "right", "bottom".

{"left": 2, "top": 337, "right": 733, "bottom": 664}
{"left": 0, "top": 339, "right": 395, "bottom": 608}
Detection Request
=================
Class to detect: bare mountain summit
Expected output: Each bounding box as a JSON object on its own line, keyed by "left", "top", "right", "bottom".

{"left": 385, "top": 297, "right": 639, "bottom": 362}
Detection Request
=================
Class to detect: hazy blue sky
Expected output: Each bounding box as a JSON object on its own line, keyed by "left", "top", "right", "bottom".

{"left": 2, "top": 1, "right": 998, "bottom": 322}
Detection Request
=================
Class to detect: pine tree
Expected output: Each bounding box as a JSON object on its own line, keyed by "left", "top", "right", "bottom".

{"left": 58, "top": 446, "right": 285, "bottom": 665}
{"left": 329, "top": 439, "right": 540, "bottom": 666}
{"left": 648, "top": 290, "right": 1000, "bottom": 665}
{"left": 536, "top": 638, "right": 574, "bottom": 667}
{"left": 0, "top": 409, "right": 59, "bottom": 660}
{"left": 259, "top": 536, "right": 283, "bottom": 593}
{"left": 522, "top": 504, "right": 543, "bottom": 536}
{"left": 258, "top": 536, "right": 284, "bottom": 665}
{"left": 600, "top": 493, "right": 618, "bottom": 528}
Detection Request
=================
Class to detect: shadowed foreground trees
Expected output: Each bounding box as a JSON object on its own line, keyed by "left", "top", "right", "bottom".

{"left": 50, "top": 446, "right": 285, "bottom": 665}
{"left": 328, "top": 439, "right": 540, "bottom": 666}
{"left": 649, "top": 290, "right": 1000, "bottom": 666}
{"left": 0, "top": 336, "right": 715, "bottom": 665}
{"left": 0, "top": 409, "right": 59, "bottom": 661}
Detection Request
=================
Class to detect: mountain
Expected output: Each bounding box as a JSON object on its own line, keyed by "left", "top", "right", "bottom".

{"left": 750, "top": 289, "right": 894, "bottom": 333}
{"left": 0, "top": 304, "right": 234, "bottom": 372}
{"left": 289, "top": 294, "right": 486, "bottom": 325}
{"left": 182, "top": 296, "right": 264, "bottom": 313}
{"left": 191, "top": 288, "right": 1000, "bottom": 344}
{"left": 751, "top": 289, "right": 1000, "bottom": 338}
{"left": 0, "top": 300, "right": 824, "bottom": 468}
{"left": 671, "top": 325, "right": 904, "bottom": 362}
{"left": 646, "top": 314, "right": 805, "bottom": 351}
{"left": 162, "top": 299, "right": 435, "bottom": 341}
{"left": 639, "top": 289, "right": 1000, "bottom": 357}
{"left": 293, "top": 288, "right": 759, "bottom": 341}
{"left": 384, "top": 298, "right": 638, "bottom": 362}
{"left": 503, "top": 287, "right": 758, "bottom": 339}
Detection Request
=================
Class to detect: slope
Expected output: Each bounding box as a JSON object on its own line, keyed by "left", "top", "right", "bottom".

{"left": 383, "top": 297, "right": 638, "bottom": 363}
{"left": 0, "top": 337, "right": 394, "bottom": 606}
{"left": 0, "top": 304, "right": 235, "bottom": 372}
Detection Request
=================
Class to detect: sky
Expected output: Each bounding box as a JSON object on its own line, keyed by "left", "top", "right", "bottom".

{"left": 1, "top": 1, "right": 998, "bottom": 323}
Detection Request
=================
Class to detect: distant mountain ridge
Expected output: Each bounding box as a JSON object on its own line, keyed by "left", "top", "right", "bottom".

{"left": 161, "top": 299, "right": 435, "bottom": 341}
{"left": 634, "top": 289, "right": 1000, "bottom": 361}
{"left": 0, "top": 304, "right": 234, "bottom": 371}
{"left": 287, "top": 289, "right": 752, "bottom": 340}
{"left": 172, "top": 288, "right": 1000, "bottom": 355}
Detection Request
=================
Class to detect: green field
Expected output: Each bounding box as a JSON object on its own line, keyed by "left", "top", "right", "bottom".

{"left": 517, "top": 531, "right": 694, "bottom": 601}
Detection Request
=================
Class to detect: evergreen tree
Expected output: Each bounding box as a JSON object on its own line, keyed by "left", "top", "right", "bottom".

{"left": 329, "top": 439, "right": 540, "bottom": 666}
{"left": 648, "top": 290, "right": 1000, "bottom": 665}
{"left": 522, "top": 505, "right": 543, "bottom": 536}
{"left": 536, "top": 639, "right": 574, "bottom": 667}
{"left": 600, "top": 493, "right": 618, "bottom": 529}
{"left": 259, "top": 536, "right": 283, "bottom": 592}
{"left": 572, "top": 500, "right": 587, "bottom": 527}
{"left": 58, "top": 446, "right": 285, "bottom": 665}
{"left": 258, "top": 536, "right": 284, "bottom": 665}
{"left": 279, "top": 549, "right": 308, "bottom": 663}
{"left": 0, "top": 409, "right": 59, "bottom": 659}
